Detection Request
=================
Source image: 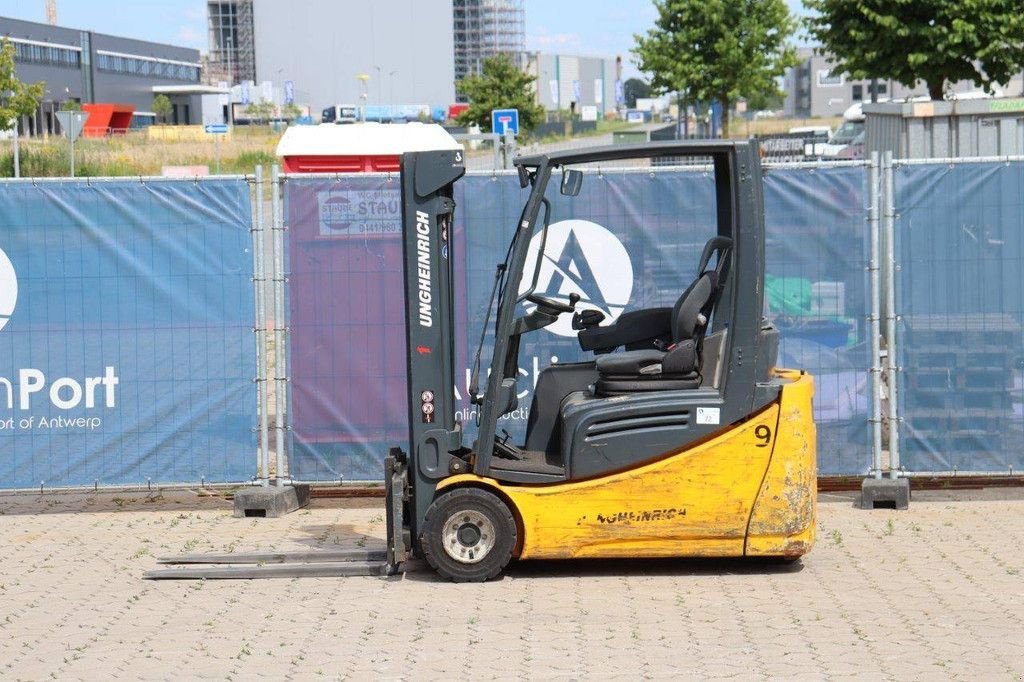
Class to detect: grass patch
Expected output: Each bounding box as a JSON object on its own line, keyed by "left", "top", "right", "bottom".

{"left": 1, "top": 126, "right": 282, "bottom": 178}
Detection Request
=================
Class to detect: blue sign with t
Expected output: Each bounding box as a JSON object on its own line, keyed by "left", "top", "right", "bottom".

{"left": 491, "top": 108, "right": 520, "bottom": 136}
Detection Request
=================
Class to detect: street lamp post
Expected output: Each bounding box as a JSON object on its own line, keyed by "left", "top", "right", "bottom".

{"left": 226, "top": 35, "right": 234, "bottom": 125}
{"left": 356, "top": 73, "right": 370, "bottom": 121}
{"left": 389, "top": 70, "right": 398, "bottom": 106}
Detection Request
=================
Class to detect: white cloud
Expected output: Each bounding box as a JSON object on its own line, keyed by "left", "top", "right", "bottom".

{"left": 526, "top": 30, "right": 583, "bottom": 52}
{"left": 177, "top": 26, "right": 203, "bottom": 46}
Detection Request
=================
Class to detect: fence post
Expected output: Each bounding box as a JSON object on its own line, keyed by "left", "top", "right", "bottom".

{"left": 868, "top": 152, "right": 884, "bottom": 479}
{"left": 271, "top": 164, "right": 289, "bottom": 485}
{"left": 492, "top": 133, "right": 501, "bottom": 170}
{"left": 882, "top": 150, "right": 901, "bottom": 478}
{"left": 253, "top": 165, "right": 271, "bottom": 484}
{"left": 503, "top": 132, "right": 517, "bottom": 169}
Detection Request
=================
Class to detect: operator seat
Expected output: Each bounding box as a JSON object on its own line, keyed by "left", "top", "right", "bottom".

{"left": 594, "top": 236, "right": 732, "bottom": 396}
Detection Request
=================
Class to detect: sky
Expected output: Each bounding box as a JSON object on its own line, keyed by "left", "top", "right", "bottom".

{"left": 2, "top": 0, "right": 807, "bottom": 81}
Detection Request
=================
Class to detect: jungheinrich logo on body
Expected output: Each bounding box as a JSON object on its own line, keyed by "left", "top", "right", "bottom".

{"left": 520, "top": 219, "right": 633, "bottom": 337}
{"left": 0, "top": 246, "right": 17, "bottom": 332}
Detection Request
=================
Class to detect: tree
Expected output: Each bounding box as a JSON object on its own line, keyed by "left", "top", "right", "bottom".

{"left": 0, "top": 38, "right": 45, "bottom": 134}
{"left": 281, "top": 102, "right": 303, "bottom": 121}
{"left": 633, "top": 0, "right": 798, "bottom": 137}
{"left": 804, "top": 1, "right": 1024, "bottom": 100}
{"left": 623, "top": 78, "right": 651, "bottom": 108}
{"left": 245, "top": 99, "right": 275, "bottom": 125}
{"left": 60, "top": 99, "right": 81, "bottom": 111}
{"left": 152, "top": 94, "right": 172, "bottom": 124}
{"left": 745, "top": 90, "right": 785, "bottom": 113}
{"left": 455, "top": 54, "right": 544, "bottom": 133}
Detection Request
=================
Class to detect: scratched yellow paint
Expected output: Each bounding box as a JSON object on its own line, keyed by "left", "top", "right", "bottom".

{"left": 746, "top": 370, "right": 817, "bottom": 556}
{"left": 438, "top": 371, "right": 816, "bottom": 561}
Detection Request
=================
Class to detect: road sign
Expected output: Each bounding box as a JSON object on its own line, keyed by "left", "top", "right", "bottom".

{"left": 55, "top": 110, "right": 87, "bottom": 142}
{"left": 55, "top": 110, "right": 88, "bottom": 177}
{"left": 284, "top": 80, "right": 294, "bottom": 105}
{"left": 491, "top": 108, "right": 519, "bottom": 136}
{"left": 204, "top": 123, "right": 229, "bottom": 134}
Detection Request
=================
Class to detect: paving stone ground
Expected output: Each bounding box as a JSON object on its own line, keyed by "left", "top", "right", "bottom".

{"left": 1, "top": 487, "right": 1023, "bottom": 681}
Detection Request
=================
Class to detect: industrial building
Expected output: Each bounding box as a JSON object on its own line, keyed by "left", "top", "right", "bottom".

{"left": 453, "top": 0, "right": 525, "bottom": 83}
{"left": 206, "top": 0, "right": 255, "bottom": 85}
{"left": 1, "top": 15, "right": 203, "bottom": 135}
{"left": 784, "top": 47, "right": 1024, "bottom": 119}
{"left": 525, "top": 52, "right": 621, "bottom": 117}
{"left": 207, "top": 0, "right": 525, "bottom": 113}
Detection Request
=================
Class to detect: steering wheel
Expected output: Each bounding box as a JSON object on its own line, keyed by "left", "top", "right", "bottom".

{"left": 526, "top": 292, "right": 579, "bottom": 314}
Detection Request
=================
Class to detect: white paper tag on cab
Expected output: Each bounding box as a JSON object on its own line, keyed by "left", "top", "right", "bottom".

{"left": 696, "top": 407, "right": 720, "bottom": 425}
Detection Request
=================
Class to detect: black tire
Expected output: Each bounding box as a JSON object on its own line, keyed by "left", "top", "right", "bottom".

{"left": 420, "top": 488, "right": 517, "bottom": 582}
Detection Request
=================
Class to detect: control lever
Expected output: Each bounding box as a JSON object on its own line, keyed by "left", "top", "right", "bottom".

{"left": 527, "top": 292, "right": 579, "bottom": 314}
{"left": 573, "top": 308, "right": 606, "bottom": 330}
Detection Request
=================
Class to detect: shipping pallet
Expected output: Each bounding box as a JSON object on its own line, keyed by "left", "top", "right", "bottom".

{"left": 906, "top": 367, "right": 1012, "bottom": 391}
{"left": 904, "top": 408, "right": 1014, "bottom": 434}
{"left": 904, "top": 390, "right": 1012, "bottom": 411}
{"left": 905, "top": 347, "right": 1017, "bottom": 371}
{"left": 903, "top": 313, "right": 1021, "bottom": 348}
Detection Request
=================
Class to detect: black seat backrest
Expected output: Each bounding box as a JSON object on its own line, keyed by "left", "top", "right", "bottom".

{"left": 670, "top": 237, "right": 733, "bottom": 346}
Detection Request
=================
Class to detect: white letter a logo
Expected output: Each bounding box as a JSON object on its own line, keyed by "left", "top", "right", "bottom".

{"left": 0, "top": 247, "right": 17, "bottom": 332}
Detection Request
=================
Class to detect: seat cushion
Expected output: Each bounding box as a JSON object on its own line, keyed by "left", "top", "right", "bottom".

{"left": 594, "top": 349, "right": 666, "bottom": 376}
{"left": 594, "top": 342, "right": 698, "bottom": 378}
{"left": 595, "top": 374, "right": 701, "bottom": 396}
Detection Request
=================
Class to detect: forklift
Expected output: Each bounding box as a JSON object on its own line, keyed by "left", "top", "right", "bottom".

{"left": 386, "top": 140, "right": 816, "bottom": 581}
{"left": 148, "top": 141, "right": 816, "bottom": 582}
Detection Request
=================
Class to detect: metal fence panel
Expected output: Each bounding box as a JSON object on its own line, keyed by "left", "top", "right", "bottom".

{"left": 283, "top": 165, "right": 873, "bottom": 481}
{"left": 894, "top": 160, "right": 1024, "bottom": 473}
{"left": 283, "top": 174, "right": 406, "bottom": 481}
{"left": 0, "top": 178, "right": 256, "bottom": 488}
{"left": 763, "top": 165, "right": 873, "bottom": 475}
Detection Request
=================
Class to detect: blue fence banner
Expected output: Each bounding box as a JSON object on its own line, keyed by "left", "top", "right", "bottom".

{"left": 0, "top": 179, "right": 256, "bottom": 488}
{"left": 763, "top": 165, "right": 872, "bottom": 475}
{"left": 285, "top": 166, "right": 872, "bottom": 481}
{"left": 895, "top": 161, "right": 1024, "bottom": 472}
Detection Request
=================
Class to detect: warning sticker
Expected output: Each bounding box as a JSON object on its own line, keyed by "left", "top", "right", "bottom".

{"left": 696, "top": 407, "right": 720, "bottom": 425}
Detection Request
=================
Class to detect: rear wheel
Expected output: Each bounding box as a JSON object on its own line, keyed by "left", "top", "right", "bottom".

{"left": 420, "top": 488, "right": 517, "bottom": 582}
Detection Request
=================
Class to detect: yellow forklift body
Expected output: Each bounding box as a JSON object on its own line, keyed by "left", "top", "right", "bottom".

{"left": 439, "top": 370, "right": 815, "bottom": 560}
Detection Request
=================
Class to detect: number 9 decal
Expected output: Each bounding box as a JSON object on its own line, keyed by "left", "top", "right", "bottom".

{"left": 754, "top": 425, "right": 772, "bottom": 447}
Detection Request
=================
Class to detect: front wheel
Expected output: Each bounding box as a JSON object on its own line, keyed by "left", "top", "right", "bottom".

{"left": 420, "top": 488, "right": 517, "bottom": 582}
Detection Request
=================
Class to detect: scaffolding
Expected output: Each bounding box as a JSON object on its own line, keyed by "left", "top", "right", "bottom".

{"left": 453, "top": 0, "right": 525, "bottom": 88}
{"left": 206, "top": 0, "right": 256, "bottom": 84}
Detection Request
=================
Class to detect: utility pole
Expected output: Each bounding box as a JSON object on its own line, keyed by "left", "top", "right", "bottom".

{"left": 226, "top": 35, "right": 234, "bottom": 125}
{"left": 12, "top": 118, "right": 18, "bottom": 178}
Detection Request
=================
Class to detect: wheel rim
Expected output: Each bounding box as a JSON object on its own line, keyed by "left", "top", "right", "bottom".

{"left": 441, "top": 509, "right": 496, "bottom": 564}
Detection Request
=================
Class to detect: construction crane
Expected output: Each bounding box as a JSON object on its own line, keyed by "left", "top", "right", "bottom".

{"left": 45, "top": 0, "right": 57, "bottom": 25}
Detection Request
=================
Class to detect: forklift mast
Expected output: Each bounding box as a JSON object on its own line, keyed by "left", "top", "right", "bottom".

{"left": 397, "top": 149, "right": 466, "bottom": 545}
